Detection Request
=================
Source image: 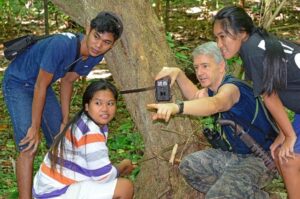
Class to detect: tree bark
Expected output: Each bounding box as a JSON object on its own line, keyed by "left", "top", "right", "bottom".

{"left": 50, "top": 0, "right": 204, "bottom": 198}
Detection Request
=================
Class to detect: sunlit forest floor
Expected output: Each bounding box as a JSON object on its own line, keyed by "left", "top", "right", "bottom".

{"left": 0, "top": 0, "right": 299, "bottom": 198}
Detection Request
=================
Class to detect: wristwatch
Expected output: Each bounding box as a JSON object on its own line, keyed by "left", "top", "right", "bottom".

{"left": 176, "top": 101, "right": 184, "bottom": 114}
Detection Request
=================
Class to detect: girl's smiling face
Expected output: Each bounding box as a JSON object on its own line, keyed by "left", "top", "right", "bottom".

{"left": 213, "top": 20, "right": 248, "bottom": 59}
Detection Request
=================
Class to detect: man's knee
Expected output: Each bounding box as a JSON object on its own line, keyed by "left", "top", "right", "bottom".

{"left": 179, "top": 154, "right": 199, "bottom": 179}
{"left": 179, "top": 151, "right": 213, "bottom": 177}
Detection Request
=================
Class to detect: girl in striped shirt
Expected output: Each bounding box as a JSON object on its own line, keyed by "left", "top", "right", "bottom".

{"left": 33, "top": 80, "right": 135, "bottom": 199}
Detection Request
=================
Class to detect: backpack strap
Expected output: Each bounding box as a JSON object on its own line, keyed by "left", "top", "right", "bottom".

{"left": 3, "top": 34, "right": 55, "bottom": 61}
{"left": 219, "top": 76, "right": 279, "bottom": 139}
{"left": 257, "top": 96, "right": 279, "bottom": 137}
{"left": 66, "top": 34, "right": 82, "bottom": 72}
{"left": 3, "top": 34, "right": 53, "bottom": 48}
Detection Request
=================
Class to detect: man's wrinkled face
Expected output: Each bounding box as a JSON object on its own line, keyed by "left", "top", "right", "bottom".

{"left": 193, "top": 54, "right": 224, "bottom": 91}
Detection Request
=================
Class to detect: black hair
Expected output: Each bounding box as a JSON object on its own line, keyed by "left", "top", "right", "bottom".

{"left": 49, "top": 79, "right": 118, "bottom": 171}
{"left": 90, "top": 11, "right": 123, "bottom": 40}
{"left": 213, "top": 5, "right": 287, "bottom": 94}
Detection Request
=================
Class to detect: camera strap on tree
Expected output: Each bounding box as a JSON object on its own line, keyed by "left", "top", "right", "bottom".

{"left": 119, "top": 86, "right": 155, "bottom": 94}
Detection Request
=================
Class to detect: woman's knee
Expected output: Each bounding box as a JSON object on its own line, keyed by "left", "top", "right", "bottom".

{"left": 113, "top": 178, "right": 134, "bottom": 199}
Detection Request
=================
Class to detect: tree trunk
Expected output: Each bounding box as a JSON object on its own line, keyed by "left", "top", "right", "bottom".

{"left": 44, "top": 0, "right": 49, "bottom": 35}
{"left": 50, "top": 0, "right": 204, "bottom": 198}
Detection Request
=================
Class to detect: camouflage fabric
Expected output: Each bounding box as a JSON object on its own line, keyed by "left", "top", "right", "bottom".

{"left": 179, "top": 148, "right": 273, "bottom": 199}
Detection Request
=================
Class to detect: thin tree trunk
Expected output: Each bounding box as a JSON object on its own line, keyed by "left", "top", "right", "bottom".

{"left": 264, "top": 0, "right": 288, "bottom": 30}
{"left": 165, "top": 0, "right": 170, "bottom": 32}
{"left": 50, "top": 0, "right": 204, "bottom": 198}
{"left": 239, "top": 0, "right": 245, "bottom": 7}
{"left": 44, "top": 0, "right": 49, "bottom": 35}
{"left": 154, "top": 0, "right": 163, "bottom": 21}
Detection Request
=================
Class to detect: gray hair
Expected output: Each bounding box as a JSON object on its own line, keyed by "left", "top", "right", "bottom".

{"left": 192, "top": 41, "right": 224, "bottom": 64}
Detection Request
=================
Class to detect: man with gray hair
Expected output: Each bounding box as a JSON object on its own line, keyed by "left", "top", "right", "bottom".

{"left": 147, "top": 42, "right": 277, "bottom": 198}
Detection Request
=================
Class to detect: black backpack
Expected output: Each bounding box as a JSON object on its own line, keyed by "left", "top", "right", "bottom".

{"left": 3, "top": 34, "right": 53, "bottom": 61}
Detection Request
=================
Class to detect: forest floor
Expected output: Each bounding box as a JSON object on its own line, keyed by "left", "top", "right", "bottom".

{"left": 0, "top": 1, "right": 299, "bottom": 198}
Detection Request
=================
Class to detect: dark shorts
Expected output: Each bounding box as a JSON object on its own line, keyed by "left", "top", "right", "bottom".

{"left": 292, "top": 114, "right": 300, "bottom": 153}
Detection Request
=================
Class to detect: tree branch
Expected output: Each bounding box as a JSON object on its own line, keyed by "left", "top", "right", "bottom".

{"left": 264, "top": 0, "right": 288, "bottom": 30}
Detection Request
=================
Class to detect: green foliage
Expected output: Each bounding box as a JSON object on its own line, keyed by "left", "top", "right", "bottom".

{"left": 264, "top": 176, "right": 288, "bottom": 199}
{"left": 0, "top": 0, "right": 43, "bottom": 38}
{"left": 166, "top": 32, "right": 193, "bottom": 66}
{"left": 0, "top": 0, "right": 77, "bottom": 41}
{"left": 108, "top": 96, "right": 144, "bottom": 180}
{"left": 200, "top": 116, "right": 215, "bottom": 130}
{"left": 1, "top": 0, "right": 298, "bottom": 197}
{"left": 166, "top": 32, "right": 196, "bottom": 82}
{"left": 287, "top": 109, "right": 295, "bottom": 122}
{"left": 226, "top": 56, "right": 242, "bottom": 72}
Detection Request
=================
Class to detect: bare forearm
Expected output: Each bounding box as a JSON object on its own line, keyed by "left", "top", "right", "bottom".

{"left": 31, "top": 69, "right": 53, "bottom": 129}
{"left": 31, "top": 86, "right": 47, "bottom": 129}
{"left": 183, "top": 98, "right": 220, "bottom": 116}
{"left": 147, "top": 84, "right": 239, "bottom": 122}
{"left": 263, "top": 93, "right": 296, "bottom": 138}
{"left": 116, "top": 159, "right": 135, "bottom": 176}
{"left": 176, "top": 70, "right": 199, "bottom": 100}
{"left": 60, "top": 80, "right": 73, "bottom": 124}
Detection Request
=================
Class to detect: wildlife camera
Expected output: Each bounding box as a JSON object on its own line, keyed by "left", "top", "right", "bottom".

{"left": 155, "top": 76, "right": 171, "bottom": 102}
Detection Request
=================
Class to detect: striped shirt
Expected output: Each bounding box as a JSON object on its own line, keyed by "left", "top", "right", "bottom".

{"left": 33, "top": 113, "right": 118, "bottom": 198}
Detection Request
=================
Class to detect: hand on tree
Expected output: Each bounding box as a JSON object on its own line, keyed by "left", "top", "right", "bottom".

{"left": 117, "top": 159, "right": 136, "bottom": 176}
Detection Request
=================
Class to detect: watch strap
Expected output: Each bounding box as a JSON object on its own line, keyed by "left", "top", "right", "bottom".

{"left": 176, "top": 101, "right": 184, "bottom": 114}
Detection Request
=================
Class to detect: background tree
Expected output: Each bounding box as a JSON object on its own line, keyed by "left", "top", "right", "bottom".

{"left": 50, "top": 0, "right": 204, "bottom": 198}
{"left": 260, "top": 0, "right": 288, "bottom": 30}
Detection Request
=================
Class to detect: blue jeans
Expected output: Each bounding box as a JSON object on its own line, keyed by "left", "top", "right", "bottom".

{"left": 2, "top": 76, "right": 62, "bottom": 151}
